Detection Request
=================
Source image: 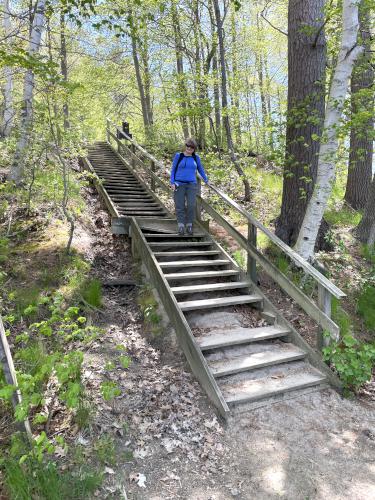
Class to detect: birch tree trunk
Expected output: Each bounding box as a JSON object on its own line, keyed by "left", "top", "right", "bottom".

{"left": 9, "top": 0, "right": 46, "bottom": 184}
{"left": 1, "top": 0, "right": 14, "bottom": 137}
{"left": 212, "top": 0, "right": 251, "bottom": 201}
{"left": 0, "top": 316, "right": 32, "bottom": 438}
{"left": 295, "top": 0, "right": 363, "bottom": 260}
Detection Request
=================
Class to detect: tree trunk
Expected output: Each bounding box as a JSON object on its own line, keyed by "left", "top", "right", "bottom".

{"left": 344, "top": 5, "right": 373, "bottom": 210}
{"left": 275, "top": 0, "right": 327, "bottom": 246}
{"left": 295, "top": 0, "right": 363, "bottom": 260}
{"left": 9, "top": 0, "right": 46, "bottom": 184}
{"left": 212, "top": 0, "right": 250, "bottom": 201}
{"left": 1, "top": 0, "right": 14, "bottom": 137}
{"left": 171, "top": 0, "right": 190, "bottom": 138}
{"left": 60, "top": 12, "right": 70, "bottom": 130}
{"left": 140, "top": 32, "right": 154, "bottom": 139}
{"left": 355, "top": 175, "right": 375, "bottom": 245}
{"left": 192, "top": 0, "right": 206, "bottom": 149}
{"left": 129, "top": 13, "right": 152, "bottom": 140}
{"left": 230, "top": 10, "right": 241, "bottom": 146}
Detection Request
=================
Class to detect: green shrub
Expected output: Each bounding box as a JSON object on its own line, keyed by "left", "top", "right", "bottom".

{"left": 323, "top": 334, "right": 375, "bottom": 392}
{"left": 81, "top": 278, "right": 102, "bottom": 308}
{"left": 360, "top": 244, "right": 375, "bottom": 265}
{"left": 357, "top": 284, "right": 375, "bottom": 331}
{"left": 324, "top": 207, "right": 361, "bottom": 227}
{"left": 233, "top": 249, "right": 246, "bottom": 269}
{"left": 332, "top": 297, "right": 352, "bottom": 337}
{"left": 2, "top": 456, "right": 102, "bottom": 500}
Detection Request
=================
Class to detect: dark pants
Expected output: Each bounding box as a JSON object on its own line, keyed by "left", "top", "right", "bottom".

{"left": 174, "top": 183, "right": 197, "bottom": 225}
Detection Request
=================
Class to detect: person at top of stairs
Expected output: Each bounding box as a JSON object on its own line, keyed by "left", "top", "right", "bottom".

{"left": 170, "top": 138, "right": 208, "bottom": 235}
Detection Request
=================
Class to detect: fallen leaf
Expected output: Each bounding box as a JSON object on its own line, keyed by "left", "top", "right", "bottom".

{"left": 129, "top": 472, "right": 146, "bottom": 488}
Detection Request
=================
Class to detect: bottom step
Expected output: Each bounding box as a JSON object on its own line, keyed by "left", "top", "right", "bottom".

{"left": 219, "top": 363, "right": 326, "bottom": 405}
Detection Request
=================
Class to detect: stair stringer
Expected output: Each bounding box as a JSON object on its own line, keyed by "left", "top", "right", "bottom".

{"left": 130, "top": 217, "right": 231, "bottom": 419}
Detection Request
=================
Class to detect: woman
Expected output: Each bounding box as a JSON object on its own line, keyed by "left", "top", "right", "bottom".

{"left": 170, "top": 138, "right": 208, "bottom": 235}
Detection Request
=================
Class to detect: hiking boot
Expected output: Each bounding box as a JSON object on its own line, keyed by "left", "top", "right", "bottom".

{"left": 178, "top": 224, "right": 185, "bottom": 235}
{"left": 186, "top": 224, "right": 193, "bottom": 235}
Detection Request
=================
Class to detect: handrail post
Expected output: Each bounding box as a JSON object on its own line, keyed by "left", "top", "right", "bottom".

{"left": 151, "top": 160, "right": 156, "bottom": 191}
{"left": 131, "top": 144, "right": 136, "bottom": 169}
{"left": 247, "top": 222, "right": 257, "bottom": 283}
{"left": 106, "top": 119, "right": 110, "bottom": 144}
{"left": 196, "top": 178, "right": 202, "bottom": 222}
{"left": 317, "top": 285, "right": 335, "bottom": 350}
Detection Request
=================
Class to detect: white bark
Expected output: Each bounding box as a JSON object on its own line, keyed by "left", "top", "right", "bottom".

{"left": 9, "top": 0, "right": 46, "bottom": 184}
{"left": 2, "top": 0, "right": 14, "bottom": 137}
{"left": 294, "top": 0, "right": 363, "bottom": 260}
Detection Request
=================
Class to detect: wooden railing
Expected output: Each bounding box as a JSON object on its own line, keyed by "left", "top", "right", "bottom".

{"left": 106, "top": 119, "right": 346, "bottom": 350}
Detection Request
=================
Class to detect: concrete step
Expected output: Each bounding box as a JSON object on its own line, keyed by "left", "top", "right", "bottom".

{"left": 165, "top": 269, "right": 240, "bottom": 281}
{"left": 178, "top": 294, "right": 262, "bottom": 311}
{"left": 218, "top": 362, "right": 326, "bottom": 406}
{"left": 207, "top": 344, "right": 306, "bottom": 377}
{"left": 197, "top": 325, "right": 290, "bottom": 351}
{"left": 171, "top": 281, "right": 250, "bottom": 295}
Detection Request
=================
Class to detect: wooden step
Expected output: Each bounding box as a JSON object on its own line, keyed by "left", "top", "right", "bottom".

{"left": 208, "top": 345, "right": 306, "bottom": 377}
{"left": 149, "top": 241, "right": 213, "bottom": 248}
{"left": 144, "top": 233, "right": 205, "bottom": 239}
{"left": 178, "top": 294, "right": 262, "bottom": 311}
{"left": 159, "top": 259, "right": 230, "bottom": 268}
{"left": 220, "top": 366, "right": 326, "bottom": 405}
{"left": 120, "top": 211, "right": 166, "bottom": 215}
{"left": 154, "top": 250, "right": 220, "bottom": 258}
{"left": 198, "top": 325, "right": 290, "bottom": 350}
{"left": 165, "top": 270, "right": 240, "bottom": 280}
{"left": 171, "top": 281, "right": 250, "bottom": 295}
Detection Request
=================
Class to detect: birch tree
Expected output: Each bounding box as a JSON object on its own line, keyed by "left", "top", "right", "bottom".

{"left": 1, "top": 0, "right": 14, "bottom": 137}
{"left": 9, "top": 0, "right": 47, "bottom": 184}
{"left": 295, "top": 0, "right": 363, "bottom": 260}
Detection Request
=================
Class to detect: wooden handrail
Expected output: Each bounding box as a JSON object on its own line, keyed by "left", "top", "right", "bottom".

{"left": 107, "top": 119, "right": 345, "bottom": 300}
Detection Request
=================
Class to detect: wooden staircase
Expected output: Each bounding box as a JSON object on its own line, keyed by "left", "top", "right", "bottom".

{"left": 141, "top": 225, "right": 327, "bottom": 411}
{"left": 84, "top": 137, "right": 341, "bottom": 417}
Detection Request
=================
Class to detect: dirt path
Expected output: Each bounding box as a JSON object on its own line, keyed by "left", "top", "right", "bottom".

{"left": 75, "top": 187, "right": 375, "bottom": 500}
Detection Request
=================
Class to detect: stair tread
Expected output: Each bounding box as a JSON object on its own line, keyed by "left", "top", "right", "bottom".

{"left": 159, "top": 259, "right": 230, "bottom": 268}
{"left": 155, "top": 250, "right": 220, "bottom": 257}
{"left": 144, "top": 233, "right": 206, "bottom": 239}
{"left": 178, "top": 294, "right": 262, "bottom": 311}
{"left": 208, "top": 345, "right": 306, "bottom": 377}
{"left": 198, "top": 325, "right": 290, "bottom": 350}
{"left": 165, "top": 270, "right": 239, "bottom": 280}
{"left": 149, "top": 241, "right": 212, "bottom": 248}
{"left": 219, "top": 365, "right": 326, "bottom": 405}
{"left": 171, "top": 281, "right": 250, "bottom": 294}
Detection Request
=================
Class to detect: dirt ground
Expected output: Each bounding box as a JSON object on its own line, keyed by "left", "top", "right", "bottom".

{"left": 62, "top": 187, "right": 375, "bottom": 500}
